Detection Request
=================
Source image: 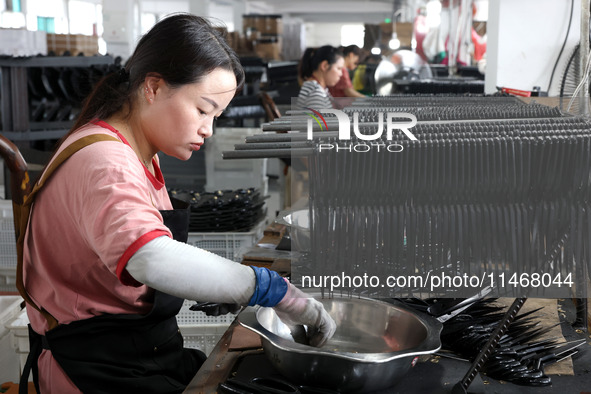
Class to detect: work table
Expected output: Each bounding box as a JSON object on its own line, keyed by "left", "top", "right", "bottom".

{"left": 183, "top": 222, "right": 591, "bottom": 393}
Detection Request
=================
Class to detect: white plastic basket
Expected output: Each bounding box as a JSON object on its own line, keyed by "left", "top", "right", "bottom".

{"left": 176, "top": 299, "right": 237, "bottom": 327}
{"left": 179, "top": 324, "right": 229, "bottom": 356}
{"left": 0, "top": 297, "right": 25, "bottom": 382}
{"left": 187, "top": 217, "right": 266, "bottom": 262}
{"left": 176, "top": 300, "right": 237, "bottom": 356}
{"left": 0, "top": 267, "right": 17, "bottom": 293}
{"left": 0, "top": 295, "right": 23, "bottom": 338}
{"left": 0, "top": 199, "right": 17, "bottom": 270}
{"left": 6, "top": 308, "right": 30, "bottom": 375}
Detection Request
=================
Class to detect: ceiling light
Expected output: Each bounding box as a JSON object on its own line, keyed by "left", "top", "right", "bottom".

{"left": 389, "top": 38, "right": 400, "bottom": 50}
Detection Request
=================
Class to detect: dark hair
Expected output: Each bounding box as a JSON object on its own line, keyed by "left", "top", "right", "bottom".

{"left": 342, "top": 45, "right": 361, "bottom": 57}
{"left": 299, "top": 45, "right": 343, "bottom": 80}
{"left": 70, "top": 13, "right": 245, "bottom": 132}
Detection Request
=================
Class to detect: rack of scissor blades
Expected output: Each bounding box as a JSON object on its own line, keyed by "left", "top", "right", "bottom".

{"left": 223, "top": 95, "right": 591, "bottom": 388}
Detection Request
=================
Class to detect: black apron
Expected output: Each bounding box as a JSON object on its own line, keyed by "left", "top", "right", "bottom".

{"left": 21, "top": 200, "right": 205, "bottom": 394}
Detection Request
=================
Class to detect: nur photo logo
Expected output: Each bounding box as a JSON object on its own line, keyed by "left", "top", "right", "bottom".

{"left": 304, "top": 108, "right": 418, "bottom": 153}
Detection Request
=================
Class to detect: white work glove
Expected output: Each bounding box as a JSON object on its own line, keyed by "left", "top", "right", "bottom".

{"left": 272, "top": 281, "right": 336, "bottom": 347}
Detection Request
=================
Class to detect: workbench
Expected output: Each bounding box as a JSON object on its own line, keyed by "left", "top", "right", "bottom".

{"left": 183, "top": 222, "right": 591, "bottom": 393}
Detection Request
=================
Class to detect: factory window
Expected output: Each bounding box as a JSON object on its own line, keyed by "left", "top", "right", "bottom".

{"left": 37, "top": 16, "right": 55, "bottom": 33}
{"left": 341, "top": 24, "right": 364, "bottom": 48}
{"left": 25, "top": 0, "right": 67, "bottom": 33}
{"left": 6, "top": 0, "right": 21, "bottom": 12}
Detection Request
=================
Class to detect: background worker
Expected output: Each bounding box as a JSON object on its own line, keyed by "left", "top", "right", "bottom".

{"left": 329, "top": 44, "right": 366, "bottom": 99}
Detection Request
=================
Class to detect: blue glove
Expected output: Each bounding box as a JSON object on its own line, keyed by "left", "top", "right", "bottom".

{"left": 248, "top": 266, "right": 288, "bottom": 307}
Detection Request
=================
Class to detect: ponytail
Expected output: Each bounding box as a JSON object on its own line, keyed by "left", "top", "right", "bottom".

{"left": 299, "top": 45, "right": 343, "bottom": 80}
{"left": 299, "top": 47, "right": 317, "bottom": 80}
{"left": 70, "top": 65, "right": 131, "bottom": 131}
{"left": 60, "top": 13, "right": 245, "bottom": 146}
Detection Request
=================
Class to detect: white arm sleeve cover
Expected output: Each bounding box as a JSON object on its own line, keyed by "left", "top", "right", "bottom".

{"left": 126, "top": 236, "right": 256, "bottom": 304}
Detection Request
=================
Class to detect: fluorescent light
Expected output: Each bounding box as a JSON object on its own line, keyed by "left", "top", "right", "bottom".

{"left": 388, "top": 38, "right": 400, "bottom": 50}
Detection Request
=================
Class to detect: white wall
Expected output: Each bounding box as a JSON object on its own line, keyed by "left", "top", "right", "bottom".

{"left": 140, "top": 1, "right": 189, "bottom": 15}
{"left": 304, "top": 22, "right": 343, "bottom": 47}
{"left": 102, "top": 0, "right": 244, "bottom": 59}
{"left": 210, "top": 1, "right": 235, "bottom": 31}
{"left": 485, "top": 0, "right": 580, "bottom": 96}
{"left": 102, "top": 0, "right": 137, "bottom": 59}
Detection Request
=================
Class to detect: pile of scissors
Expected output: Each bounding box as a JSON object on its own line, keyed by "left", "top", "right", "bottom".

{"left": 401, "top": 296, "right": 586, "bottom": 387}
{"left": 219, "top": 376, "right": 339, "bottom": 394}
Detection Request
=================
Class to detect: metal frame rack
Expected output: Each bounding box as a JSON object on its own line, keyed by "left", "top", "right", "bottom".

{"left": 222, "top": 95, "right": 591, "bottom": 391}
{"left": 0, "top": 55, "right": 115, "bottom": 143}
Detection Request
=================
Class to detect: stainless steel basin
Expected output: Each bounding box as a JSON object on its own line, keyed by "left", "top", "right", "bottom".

{"left": 276, "top": 208, "right": 311, "bottom": 250}
{"left": 238, "top": 295, "right": 442, "bottom": 393}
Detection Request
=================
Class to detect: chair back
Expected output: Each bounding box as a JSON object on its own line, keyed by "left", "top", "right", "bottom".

{"left": 259, "top": 92, "right": 281, "bottom": 122}
{"left": 0, "top": 135, "right": 31, "bottom": 239}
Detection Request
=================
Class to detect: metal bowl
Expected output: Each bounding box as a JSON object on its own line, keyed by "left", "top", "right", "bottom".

{"left": 276, "top": 208, "right": 311, "bottom": 251}
{"left": 238, "top": 296, "right": 442, "bottom": 393}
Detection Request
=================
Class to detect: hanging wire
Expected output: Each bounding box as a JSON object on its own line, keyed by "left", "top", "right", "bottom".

{"left": 566, "top": 47, "right": 591, "bottom": 113}
{"left": 547, "top": 0, "right": 575, "bottom": 93}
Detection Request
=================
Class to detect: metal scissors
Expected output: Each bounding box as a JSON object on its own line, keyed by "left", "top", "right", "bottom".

{"left": 219, "top": 377, "right": 339, "bottom": 394}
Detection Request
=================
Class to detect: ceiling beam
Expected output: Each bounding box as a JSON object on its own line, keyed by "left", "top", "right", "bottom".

{"left": 285, "top": 12, "right": 390, "bottom": 24}
{"left": 265, "top": 0, "right": 394, "bottom": 14}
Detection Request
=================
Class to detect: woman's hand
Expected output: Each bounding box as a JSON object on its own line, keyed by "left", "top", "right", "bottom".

{"left": 273, "top": 282, "right": 336, "bottom": 347}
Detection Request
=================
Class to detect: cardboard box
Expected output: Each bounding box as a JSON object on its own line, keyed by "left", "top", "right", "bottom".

{"left": 46, "top": 33, "right": 98, "bottom": 56}
{"left": 246, "top": 29, "right": 261, "bottom": 41}
{"left": 254, "top": 38, "right": 282, "bottom": 60}
{"left": 258, "top": 16, "right": 283, "bottom": 35}
{"left": 243, "top": 14, "right": 283, "bottom": 35}
{"left": 243, "top": 15, "right": 258, "bottom": 33}
{"left": 395, "top": 22, "right": 413, "bottom": 47}
{"left": 380, "top": 22, "right": 394, "bottom": 36}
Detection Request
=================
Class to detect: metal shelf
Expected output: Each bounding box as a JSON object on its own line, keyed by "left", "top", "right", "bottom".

{"left": 1, "top": 129, "right": 69, "bottom": 141}
{"left": 0, "top": 55, "right": 114, "bottom": 68}
{"left": 0, "top": 55, "right": 115, "bottom": 141}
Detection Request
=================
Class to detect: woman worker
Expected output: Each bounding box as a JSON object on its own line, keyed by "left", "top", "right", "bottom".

{"left": 288, "top": 46, "right": 345, "bottom": 204}
{"left": 19, "top": 13, "right": 335, "bottom": 394}
{"left": 328, "top": 45, "right": 365, "bottom": 99}
{"left": 296, "top": 45, "right": 345, "bottom": 109}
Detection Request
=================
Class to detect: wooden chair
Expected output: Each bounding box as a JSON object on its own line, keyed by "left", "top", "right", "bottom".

{"left": 0, "top": 136, "right": 35, "bottom": 391}
{"left": 259, "top": 91, "right": 281, "bottom": 122}
{"left": 0, "top": 135, "right": 31, "bottom": 239}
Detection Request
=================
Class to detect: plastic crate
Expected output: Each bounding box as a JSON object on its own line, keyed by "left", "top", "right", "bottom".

{"left": 0, "top": 296, "right": 23, "bottom": 338}
{"left": 176, "top": 300, "right": 237, "bottom": 326}
{"left": 6, "top": 308, "right": 30, "bottom": 375}
{"left": 187, "top": 217, "right": 266, "bottom": 262}
{"left": 179, "top": 324, "right": 229, "bottom": 356}
{"left": 0, "top": 267, "right": 17, "bottom": 293}
{"left": 7, "top": 309, "right": 29, "bottom": 353}
{"left": 0, "top": 199, "right": 17, "bottom": 270}
{"left": 176, "top": 300, "right": 237, "bottom": 356}
{"left": 0, "top": 296, "right": 25, "bottom": 383}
